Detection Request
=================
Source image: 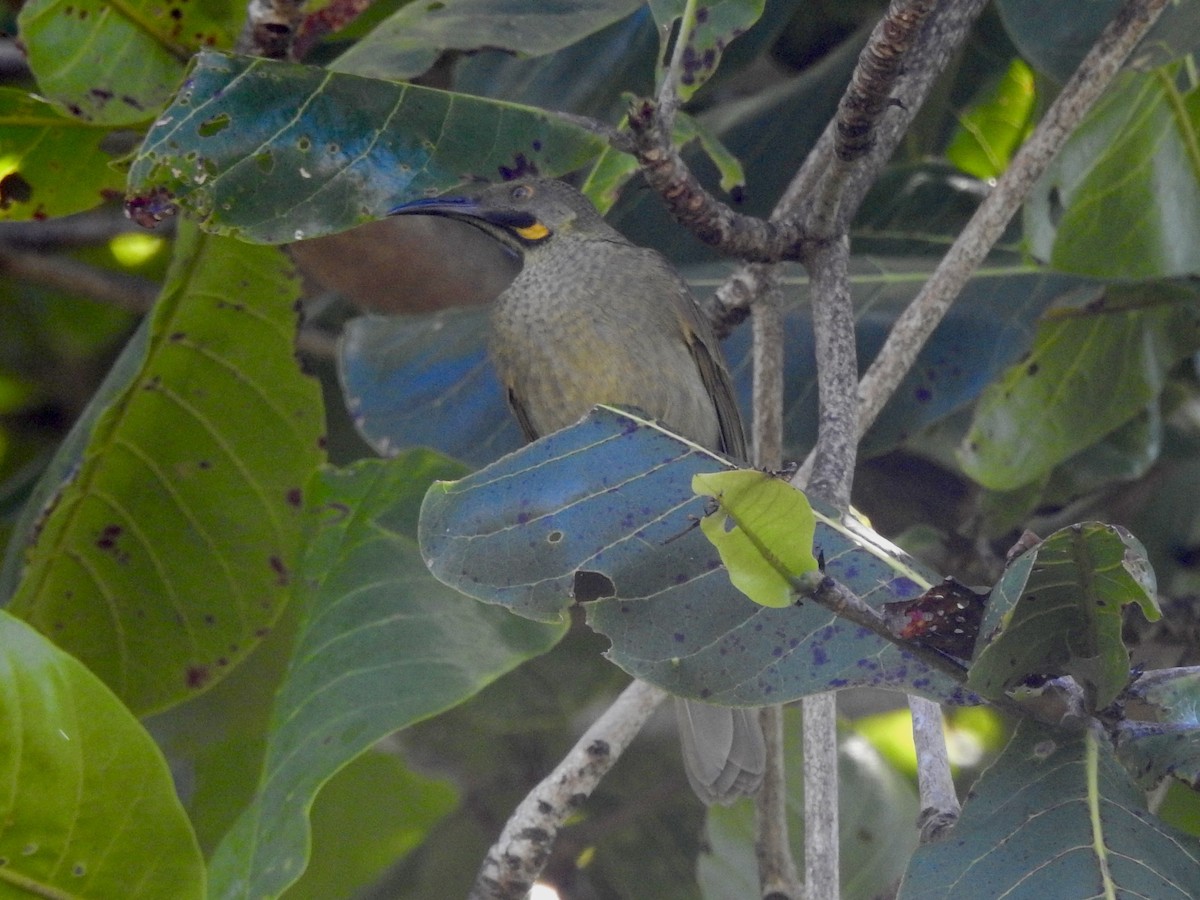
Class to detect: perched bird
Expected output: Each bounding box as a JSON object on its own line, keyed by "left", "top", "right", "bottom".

{"left": 389, "top": 178, "right": 764, "bottom": 804}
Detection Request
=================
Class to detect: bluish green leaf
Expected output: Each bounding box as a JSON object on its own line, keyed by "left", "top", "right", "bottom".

{"left": 126, "top": 52, "right": 608, "bottom": 243}
{"left": 900, "top": 721, "right": 1200, "bottom": 899}
{"left": 648, "top": 0, "right": 765, "bottom": 101}
{"left": 419, "top": 407, "right": 972, "bottom": 706}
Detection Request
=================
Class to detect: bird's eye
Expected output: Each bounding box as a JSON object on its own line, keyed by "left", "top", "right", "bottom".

{"left": 510, "top": 184, "right": 534, "bottom": 202}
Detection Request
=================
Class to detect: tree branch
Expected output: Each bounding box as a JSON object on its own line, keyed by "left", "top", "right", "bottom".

{"left": 853, "top": 0, "right": 1171, "bottom": 439}
{"left": 469, "top": 680, "right": 667, "bottom": 900}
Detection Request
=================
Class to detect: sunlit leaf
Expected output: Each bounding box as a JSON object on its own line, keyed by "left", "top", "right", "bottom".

{"left": 0, "top": 611, "right": 204, "bottom": 899}
{"left": 959, "top": 281, "right": 1200, "bottom": 491}
{"left": 693, "top": 469, "right": 817, "bottom": 609}
{"left": 7, "top": 226, "right": 325, "bottom": 714}
{"left": 946, "top": 59, "right": 1036, "bottom": 180}
{"left": 0, "top": 89, "right": 125, "bottom": 220}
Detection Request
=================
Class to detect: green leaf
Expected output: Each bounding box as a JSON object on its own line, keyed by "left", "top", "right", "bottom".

{"left": 16, "top": 0, "right": 236, "bottom": 126}
{"left": 946, "top": 59, "right": 1036, "bottom": 180}
{"left": 419, "top": 407, "right": 971, "bottom": 706}
{"left": 8, "top": 225, "right": 325, "bottom": 714}
{"left": 693, "top": 469, "right": 817, "bottom": 608}
{"left": 959, "top": 281, "right": 1200, "bottom": 491}
{"left": 648, "top": 0, "right": 765, "bottom": 101}
{"left": 283, "top": 751, "right": 458, "bottom": 900}
{"left": 207, "top": 456, "right": 564, "bottom": 899}
{"left": 126, "top": 52, "right": 608, "bottom": 243}
{"left": 332, "top": 0, "right": 645, "bottom": 81}
{"left": 0, "top": 610, "right": 204, "bottom": 899}
{"left": 968, "top": 523, "right": 1159, "bottom": 708}
{"left": 900, "top": 721, "right": 1200, "bottom": 899}
{"left": 0, "top": 89, "right": 126, "bottom": 220}
{"left": 700, "top": 707, "right": 918, "bottom": 900}
{"left": 1025, "top": 67, "right": 1200, "bottom": 278}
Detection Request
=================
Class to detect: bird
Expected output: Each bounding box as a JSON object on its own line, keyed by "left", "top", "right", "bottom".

{"left": 389, "top": 177, "right": 765, "bottom": 804}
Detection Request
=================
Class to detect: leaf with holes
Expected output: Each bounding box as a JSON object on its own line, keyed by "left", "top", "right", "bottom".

{"left": 968, "top": 523, "right": 1159, "bottom": 709}
{"left": 125, "top": 52, "right": 608, "bottom": 243}
{"left": 419, "top": 407, "right": 974, "bottom": 706}
{"left": 7, "top": 224, "right": 325, "bottom": 714}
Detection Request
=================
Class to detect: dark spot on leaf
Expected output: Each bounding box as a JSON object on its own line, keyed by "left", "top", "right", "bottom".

{"left": 1027, "top": 362, "right": 1039, "bottom": 376}
{"left": 297, "top": 136, "right": 312, "bottom": 152}
{"left": 914, "top": 386, "right": 932, "bottom": 403}
{"left": 547, "top": 530, "right": 563, "bottom": 544}
{"left": 198, "top": 112, "right": 230, "bottom": 136}
{"left": 204, "top": 614, "right": 216, "bottom": 625}
{"left": 574, "top": 570, "right": 615, "bottom": 602}
{"left": 186, "top": 665, "right": 210, "bottom": 689}
{"left": 0, "top": 172, "right": 33, "bottom": 209}
{"left": 674, "top": 632, "right": 686, "bottom": 642}
{"left": 72, "top": 864, "right": 85, "bottom": 877}
{"left": 286, "top": 487, "right": 302, "bottom": 507}
{"left": 89, "top": 87, "right": 113, "bottom": 102}
{"left": 269, "top": 555, "right": 289, "bottom": 585}
{"left": 695, "top": 6, "right": 708, "bottom": 22}
{"left": 499, "top": 153, "right": 539, "bottom": 180}
{"left": 169, "top": 331, "right": 186, "bottom": 341}
{"left": 730, "top": 185, "right": 745, "bottom": 204}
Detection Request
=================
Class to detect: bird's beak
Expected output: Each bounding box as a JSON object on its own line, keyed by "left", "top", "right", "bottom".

{"left": 387, "top": 194, "right": 549, "bottom": 242}
{"left": 386, "top": 195, "right": 483, "bottom": 218}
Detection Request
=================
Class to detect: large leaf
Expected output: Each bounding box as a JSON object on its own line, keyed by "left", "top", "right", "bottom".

{"left": 0, "top": 89, "right": 126, "bottom": 220}
{"left": 207, "top": 455, "right": 563, "bottom": 899}
{"left": 126, "top": 52, "right": 609, "bottom": 243}
{"left": 17, "top": 0, "right": 236, "bottom": 126}
{"left": 969, "top": 523, "right": 1159, "bottom": 709}
{"left": 900, "top": 720, "right": 1200, "bottom": 898}
{"left": 1025, "top": 67, "right": 1200, "bottom": 278}
{"left": 0, "top": 611, "right": 204, "bottom": 898}
{"left": 419, "top": 407, "right": 973, "bottom": 707}
{"left": 332, "top": 0, "right": 645, "bottom": 81}
{"left": 959, "top": 281, "right": 1200, "bottom": 491}
{"left": 7, "top": 225, "right": 325, "bottom": 714}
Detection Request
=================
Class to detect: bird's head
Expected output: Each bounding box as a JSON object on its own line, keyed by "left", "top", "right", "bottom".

{"left": 386, "top": 178, "right": 612, "bottom": 255}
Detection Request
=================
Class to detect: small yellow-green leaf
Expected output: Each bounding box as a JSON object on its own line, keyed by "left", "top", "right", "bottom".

{"left": 693, "top": 469, "right": 818, "bottom": 608}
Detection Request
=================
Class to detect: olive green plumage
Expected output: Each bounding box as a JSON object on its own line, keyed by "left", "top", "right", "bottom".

{"left": 389, "top": 178, "right": 764, "bottom": 804}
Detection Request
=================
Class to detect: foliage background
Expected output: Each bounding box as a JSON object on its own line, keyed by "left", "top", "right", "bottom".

{"left": 1, "top": 0, "right": 1199, "bottom": 897}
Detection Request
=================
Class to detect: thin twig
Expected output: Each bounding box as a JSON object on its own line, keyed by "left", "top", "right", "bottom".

{"left": 853, "top": 0, "right": 1171, "bottom": 439}
{"left": 749, "top": 293, "right": 802, "bottom": 897}
{"left": 469, "top": 680, "right": 668, "bottom": 900}
{"left": 0, "top": 246, "right": 159, "bottom": 314}
{"left": 799, "top": 694, "right": 838, "bottom": 900}
{"left": 908, "top": 697, "right": 960, "bottom": 842}
{"left": 707, "top": 0, "right": 990, "bottom": 332}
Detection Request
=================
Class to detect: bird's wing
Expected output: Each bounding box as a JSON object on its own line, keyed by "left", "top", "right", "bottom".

{"left": 674, "top": 282, "right": 748, "bottom": 461}
{"left": 506, "top": 385, "right": 541, "bottom": 443}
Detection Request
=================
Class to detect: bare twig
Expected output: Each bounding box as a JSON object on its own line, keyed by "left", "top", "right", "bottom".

{"left": 707, "top": 0, "right": 990, "bottom": 331}
{"left": 799, "top": 694, "right": 838, "bottom": 900}
{"left": 470, "top": 680, "right": 668, "bottom": 900}
{"left": 909, "top": 697, "right": 960, "bottom": 842}
{"left": 853, "top": 0, "right": 1171, "bottom": 439}
{"left": 749, "top": 293, "right": 801, "bottom": 897}
{"left": 0, "top": 246, "right": 158, "bottom": 314}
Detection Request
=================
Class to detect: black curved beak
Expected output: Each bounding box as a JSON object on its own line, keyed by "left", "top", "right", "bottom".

{"left": 387, "top": 195, "right": 539, "bottom": 233}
